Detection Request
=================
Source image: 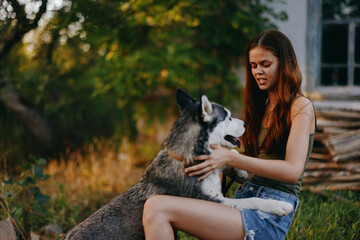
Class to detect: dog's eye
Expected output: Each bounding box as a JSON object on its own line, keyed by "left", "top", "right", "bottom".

{"left": 229, "top": 117, "right": 232, "bottom": 121}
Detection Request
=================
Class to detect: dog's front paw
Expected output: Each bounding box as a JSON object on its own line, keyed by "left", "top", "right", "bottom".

{"left": 264, "top": 199, "right": 294, "bottom": 216}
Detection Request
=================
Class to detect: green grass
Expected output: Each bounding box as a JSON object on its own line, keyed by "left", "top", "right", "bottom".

{"left": 287, "top": 190, "right": 360, "bottom": 240}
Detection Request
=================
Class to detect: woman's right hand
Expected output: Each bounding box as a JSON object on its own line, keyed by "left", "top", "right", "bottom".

{"left": 185, "top": 145, "right": 236, "bottom": 181}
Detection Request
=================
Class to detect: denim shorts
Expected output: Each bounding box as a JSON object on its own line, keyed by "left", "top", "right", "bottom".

{"left": 234, "top": 182, "right": 299, "bottom": 240}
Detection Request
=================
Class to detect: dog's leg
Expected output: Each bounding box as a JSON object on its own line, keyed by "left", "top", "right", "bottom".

{"left": 220, "top": 197, "right": 294, "bottom": 216}
{"left": 201, "top": 169, "right": 224, "bottom": 198}
{"left": 220, "top": 151, "right": 293, "bottom": 216}
{"left": 202, "top": 173, "right": 293, "bottom": 216}
{"left": 233, "top": 168, "right": 248, "bottom": 180}
{"left": 201, "top": 161, "right": 292, "bottom": 216}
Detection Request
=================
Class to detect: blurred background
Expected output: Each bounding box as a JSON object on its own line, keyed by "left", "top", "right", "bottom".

{"left": 1, "top": 0, "right": 285, "bottom": 166}
{"left": 0, "top": 0, "right": 359, "bottom": 239}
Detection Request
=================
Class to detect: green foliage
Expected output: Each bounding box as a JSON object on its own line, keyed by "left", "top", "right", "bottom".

{"left": 0, "top": 0, "right": 288, "bottom": 162}
{"left": 0, "top": 156, "right": 79, "bottom": 237}
{"left": 0, "top": 156, "right": 49, "bottom": 236}
{"left": 45, "top": 184, "right": 81, "bottom": 235}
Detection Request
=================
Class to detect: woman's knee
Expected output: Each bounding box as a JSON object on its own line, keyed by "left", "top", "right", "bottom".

{"left": 143, "top": 195, "right": 169, "bottom": 226}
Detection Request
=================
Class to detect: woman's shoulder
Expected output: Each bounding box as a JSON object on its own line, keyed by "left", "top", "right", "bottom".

{"left": 290, "top": 96, "right": 314, "bottom": 117}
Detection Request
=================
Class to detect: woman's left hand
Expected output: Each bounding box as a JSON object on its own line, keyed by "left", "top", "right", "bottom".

{"left": 185, "top": 145, "right": 233, "bottom": 181}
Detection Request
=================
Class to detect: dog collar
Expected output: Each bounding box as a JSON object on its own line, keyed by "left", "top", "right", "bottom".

{"left": 164, "top": 147, "right": 187, "bottom": 162}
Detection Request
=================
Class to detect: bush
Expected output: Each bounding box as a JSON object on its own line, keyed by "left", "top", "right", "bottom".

{"left": 0, "top": 156, "right": 79, "bottom": 239}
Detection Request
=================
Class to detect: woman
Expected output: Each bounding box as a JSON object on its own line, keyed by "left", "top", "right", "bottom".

{"left": 142, "top": 29, "right": 316, "bottom": 240}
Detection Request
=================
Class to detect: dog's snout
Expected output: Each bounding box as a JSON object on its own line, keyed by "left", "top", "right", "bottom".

{"left": 243, "top": 122, "right": 247, "bottom": 127}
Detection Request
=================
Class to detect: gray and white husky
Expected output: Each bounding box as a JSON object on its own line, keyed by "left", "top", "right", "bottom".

{"left": 65, "top": 89, "right": 293, "bottom": 240}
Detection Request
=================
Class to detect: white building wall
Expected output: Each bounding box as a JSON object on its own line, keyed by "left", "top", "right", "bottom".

{"left": 268, "top": 0, "right": 309, "bottom": 90}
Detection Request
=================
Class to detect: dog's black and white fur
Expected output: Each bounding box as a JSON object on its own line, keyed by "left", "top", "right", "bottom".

{"left": 65, "top": 89, "right": 293, "bottom": 240}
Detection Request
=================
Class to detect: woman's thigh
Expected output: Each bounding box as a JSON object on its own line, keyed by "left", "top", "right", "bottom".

{"left": 144, "top": 195, "right": 245, "bottom": 240}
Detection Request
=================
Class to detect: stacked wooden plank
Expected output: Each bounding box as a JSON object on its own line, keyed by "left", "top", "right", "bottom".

{"left": 302, "top": 100, "right": 360, "bottom": 191}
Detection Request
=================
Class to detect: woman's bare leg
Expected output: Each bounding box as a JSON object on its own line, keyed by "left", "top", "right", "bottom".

{"left": 142, "top": 195, "right": 245, "bottom": 240}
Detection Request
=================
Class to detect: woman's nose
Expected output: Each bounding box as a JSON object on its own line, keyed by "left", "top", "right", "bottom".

{"left": 256, "top": 66, "right": 263, "bottom": 74}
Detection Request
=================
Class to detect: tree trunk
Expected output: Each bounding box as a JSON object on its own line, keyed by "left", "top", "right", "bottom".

{"left": 0, "top": 80, "right": 54, "bottom": 151}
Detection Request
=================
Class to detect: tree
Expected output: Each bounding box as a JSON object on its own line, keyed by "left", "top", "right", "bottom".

{"left": 0, "top": 0, "right": 54, "bottom": 153}
{"left": 0, "top": 0, "right": 287, "bottom": 163}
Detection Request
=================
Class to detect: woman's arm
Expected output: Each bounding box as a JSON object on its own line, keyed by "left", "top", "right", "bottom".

{"left": 186, "top": 97, "right": 315, "bottom": 183}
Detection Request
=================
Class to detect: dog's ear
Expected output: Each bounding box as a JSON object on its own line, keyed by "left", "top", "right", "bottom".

{"left": 200, "top": 95, "right": 213, "bottom": 122}
{"left": 177, "top": 89, "right": 197, "bottom": 111}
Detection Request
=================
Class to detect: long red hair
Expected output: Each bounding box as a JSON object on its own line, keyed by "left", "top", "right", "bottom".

{"left": 242, "top": 29, "right": 302, "bottom": 157}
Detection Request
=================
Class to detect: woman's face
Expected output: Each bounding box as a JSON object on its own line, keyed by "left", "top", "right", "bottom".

{"left": 249, "top": 46, "right": 280, "bottom": 91}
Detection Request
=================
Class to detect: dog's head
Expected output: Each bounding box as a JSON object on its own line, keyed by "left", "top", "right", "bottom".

{"left": 176, "top": 89, "right": 245, "bottom": 153}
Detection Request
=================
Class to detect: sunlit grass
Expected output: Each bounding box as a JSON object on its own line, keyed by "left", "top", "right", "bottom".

{"left": 41, "top": 138, "right": 146, "bottom": 223}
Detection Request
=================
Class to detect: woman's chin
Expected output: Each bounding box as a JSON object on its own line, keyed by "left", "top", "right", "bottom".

{"left": 257, "top": 84, "right": 268, "bottom": 90}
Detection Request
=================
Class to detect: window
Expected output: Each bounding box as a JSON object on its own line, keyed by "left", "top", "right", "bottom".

{"left": 321, "top": 23, "right": 348, "bottom": 86}
{"left": 321, "top": 0, "right": 360, "bottom": 86}
{"left": 308, "top": 0, "right": 360, "bottom": 89}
